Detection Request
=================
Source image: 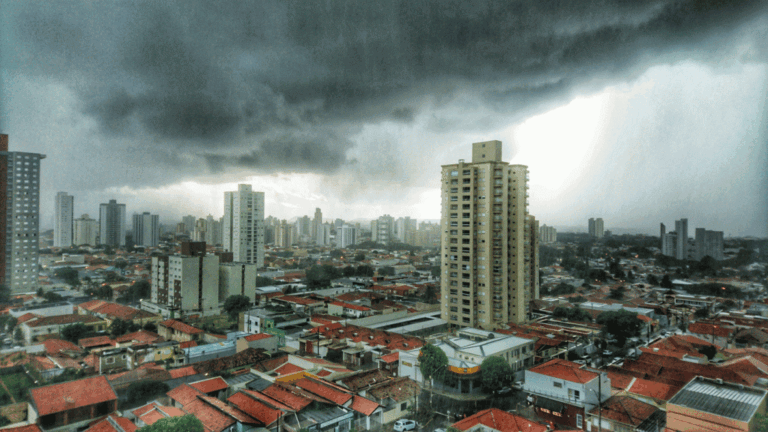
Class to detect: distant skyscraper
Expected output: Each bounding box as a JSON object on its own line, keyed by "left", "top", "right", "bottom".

{"left": 338, "top": 225, "right": 357, "bottom": 248}
{"left": 0, "top": 134, "right": 46, "bottom": 293}
{"left": 440, "top": 140, "right": 538, "bottom": 330}
{"left": 54, "top": 192, "right": 74, "bottom": 248}
{"left": 182, "top": 215, "right": 196, "bottom": 234}
{"left": 540, "top": 224, "right": 557, "bottom": 243}
{"left": 222, "top": 184, "right": 264, "bottom": 266}
{"left": 675, "top": 218, "right": 688, "bottom": 260}
{"left": 395, "top": 217, "right": 417, "bottom": 243}
{"left": 588, "top": 218, "right": 604, "bottom": 238}
{"left": 695, "top": 228, "right": 724, "bottom": 261}
{"left": 99, "top": 199, "right": 126, "bottom": 247}
{"left": 313, "top": 208, "right": 323, "bottom": 242}
{"left": 132, "top": 212, "right": 159, "bottom": 247}
{"left": 298, "top": 216, "right": 311, "bottom": 237}
{"left": 372, "top": 215, "right": 395, "bottom": 244}
{"left": 151, "top": 241, "right": 219, "bottom": 314}
{"left": 74, "top": 214, "right": 98, "bottom": 246}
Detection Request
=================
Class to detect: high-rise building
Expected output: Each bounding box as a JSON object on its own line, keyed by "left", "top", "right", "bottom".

{"left": 298, "top": 216, "right": 311, "bottom": 237}
{"left": 182, "top": 215, "right": 196, "bottom": 234}
{"left": 395, "top": 217, "right": 417, "bottom": 243}
{"left": 99, "top": 199, "right": 126, "bottom": 247}
{"left": 74, "top": 214, "right": 99, "bottom": 246}
{"left": 372, "top": 215, "right": 395, "bottom": 244}
{"left": 313, "top": 208, "right": 322, "bottom": 239}
{"left": 0, "top": 135, "right": 46, "bottom": 293}
{"left": 192, "top": 218, "right": 207, "bottom": 242}
{"left": 132, "top": 212, "right": 159, "bottom": 247}
{"left": 54, "top": 192, "right": 73, "bottom": 248}
{"left": 440, "top": 140, "right": 538, "bottom": 330}
{"left": 151, "top": 241, "right": 219, "bottom": 314}
{"left": 222, "top": 184, "right": 265, "bottom": 266}
{"left": 219, "top": 262, "right": 257, "bottom": 301}
{"left": 588, "top": 218, "right": 604, "bottom": 238}
{"left": 675, "top": 218, "right": 688, "bottom": 260}
{"left": 695, "top": 228, "right": 724, "bottom": 261}
{"left": 337, "top": 225, "right": 357, "bottom": 248}
{"left": 527, "top": 215, "right": 540, "bottom": 301}
{"left": 539, "top": 225, "right": 557, "bottom": 243}
{"left": 205, "top": 215, "right": 221, "bottom": 246}
{"left": 275, "top": 220, "right": 294, "bottom": 248}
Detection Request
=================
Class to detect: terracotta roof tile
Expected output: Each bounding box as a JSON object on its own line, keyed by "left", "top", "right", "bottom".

{"left": 227, "top": 392, "right": 284, "bottom": 425}
{"left": 41, "top": 338, "right": 82, "bottom": 355}
{"left": 183, "top": 398, "right": 236, "bottom": 432}
{"left": 528, "top": 359, "right": 598, "bottom": 383}
{"left": 168, "top": 365, "right": 198, "bottom": 379}
{"left": 190, "top": 377, "right": 229, "bottom": 394}
{"left": 25, "top": 314, "right": 104, "bottom": 327}
{"left": 167, "top": 384, "right": 204, "bottom": 406}
{"left": 275, "top": 363, "right": 305, "bottom": 376}
{"left": 453, "top": 408, "right": 548, "bottom": 432}
{"left": 294, "top": 377, "right": 353, "bottom": 405}
{"left": 244, "top": 333, "right": 273, "bottom": 342}
{"left": 588, "top": 396, "right": 659, "bottom": 426}
{"left": 350, "top": 395, "right": 379, "bottom": 416}
{"left": 30, "top": 376, "right": 117, "bottom": 417}
{"left": 159, "top": 319, "right": 203, "bottom": 335}
{"left": 262, "top": 383, "right": 313, "bottom": 411}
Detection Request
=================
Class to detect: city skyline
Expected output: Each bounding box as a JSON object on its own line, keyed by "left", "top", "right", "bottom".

{"left": 1, "top": 2, "right": 766, "bottom": 237}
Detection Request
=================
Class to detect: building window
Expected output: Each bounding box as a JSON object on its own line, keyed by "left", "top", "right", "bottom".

{"left": 577, "top": 414, "right": 582, "bottom": 428}
{"left": 553, "top": 382, "right": 562, "bottom": 388}
{"left": 401, "top": 402, "right": 408, "bottom": 410}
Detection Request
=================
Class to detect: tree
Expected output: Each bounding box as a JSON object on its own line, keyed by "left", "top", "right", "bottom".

{"left": 127, "top": 380, "right": 171, "bottom": 405}
{"left": 114, "top": 260, "right": 128, "bottom": 270}
{"left": 111, "top": 318, "right": 140, "bottom": 337}
{"left": 608, "top": 286, "right": 625, "bottom": 300}
{"left": 329, "top": 249, "right": 343, "bottom": 259}
{"left": 694, "top": 307, "right": 709, "bottom": 319}
{"left": 647, "top": 275, "right": 659, "bottom": 286}
{"left": 0, "top": 315, "right": 16, "bottom": 333}
{"left": 42, "top": 291, "right": 64, "bottom": 302}
{"left": 421, "top": 284, "right": 437, "bottom": 304}
{"left": 480, "top": 356, "right": 513, "bottom": 392}
{"left": 355, "top": 252, "right": 366, "bottom": 262}
{"left": 0, "top": 285, "right": 10, "bottom": 304}
{"left": 54, "top": 267, "right": 80, "bottom": 287}
{"left": 698, "top": 345, "right": 717, "bottom": 360}
{"left": 13, "top": 327, "right": 22, "bottom": 342}
{"left": 223, "top": 295, "right": 251, "bottom": 319}
{"left": 550, "top": 283, "right": 576, "bottom": 296}
{"left": 660, "top": 275, "right": 674, "bottom": 288}
{"left": 119, "top": 279, "right": 151, "bottom": 303}
{"left": 379, "top": 266, "right": 396, "bottom": 277}
{"left": 61, "top": 323, "right": 91, "bottom": 343}
{"left": 355, "top": 265, "right": 374, "bottom": 277}
{"left": 553, "top": 306, "right": 592, "bottom": 322}
{"left": 419, "top": 343, "right": 448, "bottom": 384}
{"left": 91, "top": 285, "right": 113, "bottom": 300}
{"left": 430, "top": 266, "right": 440, "bottom": 278}
{"left": 143, "top": 322, "right": 157, "bottom": 333}
{"left": 596, "top": 310, "right": 643, "bottom": 346}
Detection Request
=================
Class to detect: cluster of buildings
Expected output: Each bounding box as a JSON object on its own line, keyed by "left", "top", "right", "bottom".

{"left": 661, "top": 218, "right": 725, "bottom": 261}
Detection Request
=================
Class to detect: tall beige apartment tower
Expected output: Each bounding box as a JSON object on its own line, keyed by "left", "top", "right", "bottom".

{"left": 440, "top": 140, "right": 538, "bottom": 330}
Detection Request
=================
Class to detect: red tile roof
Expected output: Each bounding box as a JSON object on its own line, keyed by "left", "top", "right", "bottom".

{"left": 85, "top": 414, "right": 138, "bottom": 432}
{"left": 330, "top": 301, "right": 371, "bottom": 312}
{"left": 30, "top": 375, "right": 118, "bottom": 417}
{"left": 227, "top": 392, "right": 285, "bottom": 426}
{"left": 80, "top": 300, "right": 157, "bottom": 321}
{"left": 2, "top": 425, "right": 43, "bottom": 432}
{"left": 16, "top": 313, "right": 40, "bottom": 324}
{"left": 190, "top": 377, "right": 229, "bottom": 394}
{"left": 114, "top": 330, "right": 162, "bottom": 344}
{"left": 688, "top": 322, "right": 734, "bottom": 338}
{"left": 295, "top": 377, "right": 353, "bottom": 405}
{"left": 528, "top": 359, "right": 598, "bottom": 383}
{"left": 588, "top": 396, "right": 658, "bottom": 426}
{"left": 275, "top": 363, "right": 305, "bottom": 376}
{"left": 159, "top": 319, "right": 203, "bottom": 335}
{"left": 179, "top": 340, "right": 198, "bottom": 349}
{"left": 244, "top": 333, "right": 273, "bottom": 342}
{"left": 350, "top": 395, "right": 379, "bottom": 416}
{"left": 168, "top": 365, "right": 198, "bottom": 379}
{"left": 262, "top": 383, "right": 313, "bottom": 411}
{"left": 41, "top": 338, "right": 82, "bottom": 355}
{"left": 183, "top": 398, "right": 237, "bottom": 432}
{"left": 79, "top": 335, "right": 115, "bottom": 348}
{"left": 199, "top": 395, "right": 259, "bottom": 426}
{"left": 453, "top": 408, "right": 548, "bottom": 432}
{"left": 167, "top": 384, "right": 204, "bottom": 405}
{"left": 25, "top": 314, "right": 104, "bottom": 328}
{"left": 380, "top": 352, "right": 399, "bottom": 363}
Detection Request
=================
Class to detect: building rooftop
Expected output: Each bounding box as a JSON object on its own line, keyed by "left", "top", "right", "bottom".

{"left": 668, "top": 376, "right": 767, "bottom": 422}
{"left": 29, "top": 375, "right": 117, "bottom": 417}
{"left": 528, "top": 359, "right": 599, "bottom": 383}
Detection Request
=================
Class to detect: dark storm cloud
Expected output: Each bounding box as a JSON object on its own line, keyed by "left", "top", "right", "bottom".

{"left": 7, "top": 0, "right": 767, "bottom": 177}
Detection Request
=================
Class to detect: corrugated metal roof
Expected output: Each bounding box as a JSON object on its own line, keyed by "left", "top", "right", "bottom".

{"left": 668, "top": 377, "right": 766, "bottom": 422}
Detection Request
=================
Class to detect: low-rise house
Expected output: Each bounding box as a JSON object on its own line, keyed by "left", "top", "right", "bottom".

{"left": 20, "top": 314, "right": 108, "bottom": 344}
{"left": 688, "top": 321, "right": 735, "bottom": 348}
{"left": 272, "top": 295, "right": 325, "bottom": 314}
{"left": 452, "top": 408, "right": 548, "bottom": 432}
{"left": 328, "top": 301, "right": 373, "bottom": 318}
{"left": 523, "top": 359, "right": 611, "bottom": 430}
{"left": 77, "top": 300, "right": 161, "bottom": 327}
{"left": 131, "top": 402, "right": 186, "bottom": 428}
{"left": 167, "top": 383, "right": 260, "bottom": 432}
{"left": 157, "top": 319, "right": 204, "bottom": 343}
{"left": 30, "top": 375, "right": 118, "bottom": 431}
{"left": 189, "top": 376, "right": 229, "bottom": 400}
{"left": 364, "top": 376, "right": 420, "bottom": 424}
{"left": 666, "top": 376, "right": 768, "bottom": 432}
{"left": 586, "top": 395, "right": 665, "bottom": 432}
{"left": 236, "top": 333, "right": 278, "bottom": 354}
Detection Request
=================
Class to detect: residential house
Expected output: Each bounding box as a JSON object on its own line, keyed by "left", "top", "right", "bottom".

{"left": 452, "top": 408, "right": 548, "bottom": 432}
{"left": 157, "top": 319, "right": 204, "bottom": 343}
{"left": 586, "top": 395, "right": 665, "bottom": 432}
{"left": 20, "top": 314, "right": 108, "bottom": 344}
{"left": 29, "top": 376, "right": 118, "bottom": 431}
{"left": 328, "top": 301, "right": 373, "bottom": 319}
{"left": 236, "top": 333, "right": 278, "bottom": 354}
{"left": 77, "top": 299, "right": 161, "bottom": 327}
{"left": 523, "top": 359, "right": 611, "bottom": 430}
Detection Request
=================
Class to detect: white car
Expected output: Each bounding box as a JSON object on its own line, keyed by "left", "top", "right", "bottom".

{"left": 394, "top": 420, "right": 417, "bottom": 432}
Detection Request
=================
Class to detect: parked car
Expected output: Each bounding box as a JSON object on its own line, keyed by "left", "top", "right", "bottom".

{"left": 494, "top": 387, "right": 513, "bottom": 396}
{"left": 394, "top": 420, "right": 418, "bottom": 431}
{"left": 602, "top": 350, "right": 613, "bottom": 356}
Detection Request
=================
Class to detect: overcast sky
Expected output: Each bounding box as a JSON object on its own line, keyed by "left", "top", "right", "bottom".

{"left": 1, "top": 1, "right": 766, "bottom": 237}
